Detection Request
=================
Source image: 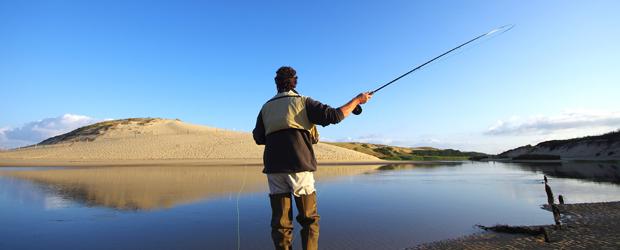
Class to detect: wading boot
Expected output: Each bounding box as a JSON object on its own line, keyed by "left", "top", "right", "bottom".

{"left": 269, "top": 193, "right": 294, "bottom": 250}
{"left": 294, "top": 192, "right": 320, "bottom": 250}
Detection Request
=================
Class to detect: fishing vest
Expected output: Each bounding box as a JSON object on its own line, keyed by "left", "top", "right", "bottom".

{"left": 261, "top": 91, "right": 319, "bottom": 144}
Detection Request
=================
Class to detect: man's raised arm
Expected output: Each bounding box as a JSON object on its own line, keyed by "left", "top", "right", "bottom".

{"left": 339, "top": 92, "right": 372, "bottom": 118}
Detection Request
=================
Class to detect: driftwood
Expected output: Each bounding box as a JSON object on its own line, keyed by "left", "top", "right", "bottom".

{"left": 477, "top": 224, "right": 542, "bottom": 235}
{"left": 476, "top": 224, "right": 544, "bottom": 235}
{"left": 477, "top": 224, "right": 550, "bottom": 242}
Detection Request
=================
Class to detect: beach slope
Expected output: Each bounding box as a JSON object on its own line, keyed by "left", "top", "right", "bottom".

{"left": 0, "top": 118, "right": 380, "bottom": 166}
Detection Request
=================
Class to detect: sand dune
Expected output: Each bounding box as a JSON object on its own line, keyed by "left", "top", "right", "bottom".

{"left": 0, "top": 118, "right": 379, "bottom": 165}
{"left": 499, "top": 130, "right": 620, "bottom": 160}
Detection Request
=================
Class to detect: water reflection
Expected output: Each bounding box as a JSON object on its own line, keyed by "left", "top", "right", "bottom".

{"left": 509, "top": 161, "right": 620, "bottom": 184}
{"left": 376, "top": 161, "right": 465, "bottom": 171}
{"left": 1, "top": 162, "right": 620, "bottom": 249}
{"left": 0, "top": 165, "right": 381, "bottom": 210}
{"left": 3, "top": 161, "right": 618, "bottom": 211}
{"left": 2, "top": 161, "right": 619, "bottom": 211}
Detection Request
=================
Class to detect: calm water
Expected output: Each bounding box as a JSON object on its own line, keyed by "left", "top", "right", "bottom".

{"left": 1, "top": 161, "right": 620, "bottom": 250}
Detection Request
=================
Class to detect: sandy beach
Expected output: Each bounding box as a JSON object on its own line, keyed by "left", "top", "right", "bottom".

{"left": 411, "top": 201, "right": 620, "bottom": 249}
{"left": 0, "top": 118, "right": 380, "bottom": 166}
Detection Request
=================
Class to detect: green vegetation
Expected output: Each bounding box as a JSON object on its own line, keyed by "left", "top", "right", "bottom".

{"left": 326, "top": 142, "right": 487, "bottom": 161}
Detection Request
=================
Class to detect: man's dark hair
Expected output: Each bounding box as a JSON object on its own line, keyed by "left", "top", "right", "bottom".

{"left": 275, "top": 66, "right": 297, "bottom": 92}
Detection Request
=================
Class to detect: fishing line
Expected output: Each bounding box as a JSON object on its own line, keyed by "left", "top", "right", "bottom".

{"left": 236, "top": 165, "right": 247, "bottom": 250}
{"left": 429, "top": 26, "right": 515, "bottom": 68}
{"left": 352, "top": 24, "right": 514, "bottom": 115}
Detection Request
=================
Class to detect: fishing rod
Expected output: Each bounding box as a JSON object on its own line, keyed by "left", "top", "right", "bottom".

{"left": 352, "top": 24, "right": 514, "bottom": 115}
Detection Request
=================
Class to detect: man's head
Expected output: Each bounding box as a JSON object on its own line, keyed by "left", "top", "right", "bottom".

{"left": 275, "top": 66, "right": 297, "bottom": 92}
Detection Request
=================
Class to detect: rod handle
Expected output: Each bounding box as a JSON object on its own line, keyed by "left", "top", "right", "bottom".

{"left": 352, "top": 104, "right": 363, "bottom": 115}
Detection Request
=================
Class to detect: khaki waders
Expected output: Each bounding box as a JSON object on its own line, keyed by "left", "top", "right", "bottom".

{"left": 269, "top": 192, "right": 320, "bottom": 250}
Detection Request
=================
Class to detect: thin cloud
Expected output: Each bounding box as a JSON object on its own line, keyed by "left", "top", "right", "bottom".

{"left": 327, "top": 134, "right": 397, "bottom": 146}
{"left": 0, "top": 114, "right": 101, "bottom": 149}
{"left": 486, "top": 110, "right": 620, "bottom": 136}
{"left": 344, "top": 134, "right": 395, "bottom": 145}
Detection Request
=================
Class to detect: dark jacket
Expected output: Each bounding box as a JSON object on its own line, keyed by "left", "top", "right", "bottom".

{"left": 253, "top": 96, "right": 344, "bottom": 173}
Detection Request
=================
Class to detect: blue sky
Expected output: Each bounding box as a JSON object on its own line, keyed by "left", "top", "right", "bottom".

{"left": 1, "top": 0, "right": 619, "bottom": 153}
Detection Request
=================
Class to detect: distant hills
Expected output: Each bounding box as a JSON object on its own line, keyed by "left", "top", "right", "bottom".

{"left": 326, "top": 142, "right": 487, "bottom": 160}
{"left": 497, "top": 130, "right": 620, "bottom": 161}
{"left": 329, "top": 130, "right": 620, "bottom": 162}
{"left": 7, "top": 117, "right": 617, "bottom": 164}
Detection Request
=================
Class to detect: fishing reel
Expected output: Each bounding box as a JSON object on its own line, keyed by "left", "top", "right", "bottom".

{"left": 353, "top": 104, "right": 363, "bottom": 115}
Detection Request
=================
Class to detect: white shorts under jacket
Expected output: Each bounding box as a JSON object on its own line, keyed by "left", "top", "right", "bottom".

{"left": 267, "top": 171, "right": 316, "bottom": 197}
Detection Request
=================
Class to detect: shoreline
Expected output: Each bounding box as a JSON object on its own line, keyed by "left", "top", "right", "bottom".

{"left": 0, "top": 159, "right": 478, "bottom": 167}
{"left": 5, "top": 158, "right": 619, "bottom": 167}
{"left": 411, "top": 201, "right": 620, "bottom": 249}
{"left": 478, "top": 158, "right": 620, "bottom": 163}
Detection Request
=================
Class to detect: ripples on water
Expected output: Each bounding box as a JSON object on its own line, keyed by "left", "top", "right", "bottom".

{"left": 1, "top": 161, "right": 619, "bottom": 249}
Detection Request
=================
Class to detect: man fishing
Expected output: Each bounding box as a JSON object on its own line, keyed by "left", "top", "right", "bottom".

{"left": 253, "top": 66, "right": 372, "bottom": 250}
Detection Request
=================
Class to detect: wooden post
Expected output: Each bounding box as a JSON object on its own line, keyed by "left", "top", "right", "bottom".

{"left": 544, "top": 175, "right": 548, "bottom": 184}
{"left": 539, "top": 227, "right": 550, "bottom": 242}
{"left": 558, "top": 195, "right": 564, "bottom": 204}
{"left": 545, "top": 184, "right": 554, "bottom": 205}
{"left": 551, "top": 204, "right": 561, "bottom": 227}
